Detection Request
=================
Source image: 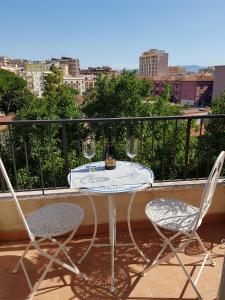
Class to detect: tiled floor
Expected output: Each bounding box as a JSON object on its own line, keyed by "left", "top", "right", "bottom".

{"left": 0, "top": 223, "right": 224, "bottom": 300}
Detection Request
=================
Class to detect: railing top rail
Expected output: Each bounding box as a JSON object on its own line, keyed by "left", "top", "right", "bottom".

{"left": 0, "top": 114, "right": 225, "bottom": 125}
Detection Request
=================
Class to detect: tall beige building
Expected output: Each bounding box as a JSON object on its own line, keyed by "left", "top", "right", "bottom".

{"left": 139, "top": 49, "right": 168, "bottom": 77}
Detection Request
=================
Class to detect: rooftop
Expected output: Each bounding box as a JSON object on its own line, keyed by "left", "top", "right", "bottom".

{"left": 0, "top": 223, "right": 224, "bottom": 300}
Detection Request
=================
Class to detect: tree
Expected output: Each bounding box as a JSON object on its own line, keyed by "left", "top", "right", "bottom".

{"left": 82, "top": 71, "right": 186, "bottom": 180}
{"left": 0, "top": 69, "right": 34, "bottom": 114}
{"left": 82, "top": 70, "right": 152, "bottom": 117}
{"left": 196, "top": 92, "right": 225, "bottom": 177}
{"left": 13, "top": 66, "right": 82, "bottom": 189}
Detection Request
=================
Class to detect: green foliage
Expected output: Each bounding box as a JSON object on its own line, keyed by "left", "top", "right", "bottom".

{"left": 1, "top": 69, "right": 224, "bottom": 190}
{"left": 7, "top": 66, "right": 82, "bottom": 189}
{"left": 202, "top": 93, "right": 225, "bottom": 175}
{"left": 0, "top": 69, "right": 34, "bottom": 114}
{"left": 82, "top": 70, "right": 152, "bottom": 117}
{"left": 43, "top": 65, "right": 63, "bottom": 98}
{"left": 82, "top": 71, "right": 186, "bottom": 180}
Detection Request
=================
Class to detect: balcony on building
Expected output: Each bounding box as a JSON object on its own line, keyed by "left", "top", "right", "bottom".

{"left": 0, "top": 114, "right": 225, "bottom": 300}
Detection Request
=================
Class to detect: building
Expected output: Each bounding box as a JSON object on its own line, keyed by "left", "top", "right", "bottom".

{"left": 0, "top": 56, "right": 8, "bottom": 67}
{"left": 80, "top": 66, "right": 116, "bottom": 76}
{"left": 212, "top": 65, "right": 225, "bottom": 101}
{"left": 139, "top": 49, "right": 168, "bottom": 77}
{"left": 179, "top": 76, "right": 213, "bottom": 106}
{"left": 151, "top": 74, "right": 213, "bottom": 106}
{"left": 169, "top": 66, "right": 186, "bottom": 76}
{"left": 0, "top": 56, "right": 24, "bottom": 75}
{"left": 51, "top": 57, "right": 80, "bottom": 77}
{"left": 0, "top": 65, "right": 22, "bottom": 75}
{"left": 63, "top": 75, "right": 85, "bottom": 95}
{"left": 24, "top": 63, "right": 45, "bottom": 97}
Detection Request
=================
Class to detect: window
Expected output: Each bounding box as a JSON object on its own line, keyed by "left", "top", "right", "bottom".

{"left": 200, "top": 85, "right": 204, "bottom": 90}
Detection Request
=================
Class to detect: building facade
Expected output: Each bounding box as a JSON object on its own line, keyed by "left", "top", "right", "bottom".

{"left": 139, "top": 49, "right": 168, "bottom": 77}
{"left": 169, "top": 66, "right": 186, "bottom": 76}
{"left": 63, "top": 75, "right": 86, "bottom": 95}
{"left": 23, "top": 64, "right": 45, "bottom": 97}
{"left": 80, "top": 66, "right": 116, "bottom": 76}
{"left": 212, "top": 65, "right": 225, "bottom": 101}
{"left": 151, "top": 75, "right": 213, "bottom": 106}
{"left": 51, "top": 57, "right": 80, "bottom": 77}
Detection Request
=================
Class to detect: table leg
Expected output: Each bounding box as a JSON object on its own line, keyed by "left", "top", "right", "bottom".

{"left": 127, "top": 192, "right": 150, "bottom": 263}
{"left": 78, "top": 194, "right": 98, "bottom": 264}
{"left": 108, "top": 195, "right": 116, "bottom": 292}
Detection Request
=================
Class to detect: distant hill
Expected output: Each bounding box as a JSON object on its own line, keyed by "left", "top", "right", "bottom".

{"left": 182, "top": 65, "right": 208, "bottom": 73}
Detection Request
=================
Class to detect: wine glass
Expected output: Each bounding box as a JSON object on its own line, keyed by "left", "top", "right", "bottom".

{"left": 82, "top": 137, "right": 96, "bottom": 183}
{"left": 126, "top": 137, "right": 139, "bottom": 166}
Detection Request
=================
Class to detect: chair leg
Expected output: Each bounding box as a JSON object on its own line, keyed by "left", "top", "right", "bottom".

{"left": 16, "top": 236, "right": 86, "bottom": 300}
{"left": 27, "top": 256, "right": 56, "bottom": 300}
{"left": 172, "top": 248, "right": 203, "bottom": 300}
{"left": 195, "top": 232, "right": 216, "bottom": 266}
{"left": 141, "top": 221, "right": 204, "bottom": 299}
{"left": 141, "top": 232, "right": 181, "bottom": 276}
{"left": 28, "top": 240, "right": 82, "bottom": 300}
{"left": 12, "top": 242, "right": 32, "bottom": 274}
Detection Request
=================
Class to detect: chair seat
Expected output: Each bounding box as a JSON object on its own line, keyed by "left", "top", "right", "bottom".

{"left": 26, "top": 203, "right": 84, "bottom": 238}
{"left": 145, "top": 198, "right": 200, "bottom": 233}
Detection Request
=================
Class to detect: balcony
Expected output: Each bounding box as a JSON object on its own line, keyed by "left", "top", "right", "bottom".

{"left": 0, "top": 115, "right": 225, "bottom": 299}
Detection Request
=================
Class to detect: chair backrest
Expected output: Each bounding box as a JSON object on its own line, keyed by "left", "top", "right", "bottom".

{"left": 197, "top": 151, "right": 225, "bottom": 227}
{"left": 0, "top": 159, "right": 35, "bottom": 241}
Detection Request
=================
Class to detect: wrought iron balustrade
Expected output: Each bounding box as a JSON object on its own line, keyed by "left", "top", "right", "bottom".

{"left": 0, "top": 114, "right": 224, "bottom": 194}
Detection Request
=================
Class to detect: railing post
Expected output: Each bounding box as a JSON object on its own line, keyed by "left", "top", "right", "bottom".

{"left": 62, "top": 123, "right": 69, "bottom": 177}
{"left": 126, "top": 121, "right": 131, "bottom": 138}
{"left": 0, "top": 169, "right": 6, "bottom": 191}
{"left": 184, "top": 119, "right": 191, "bottom": 179}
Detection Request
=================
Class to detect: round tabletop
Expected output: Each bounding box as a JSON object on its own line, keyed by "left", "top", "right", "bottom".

{"left": 68, "top": 161, "right": 154, "bottom": 194}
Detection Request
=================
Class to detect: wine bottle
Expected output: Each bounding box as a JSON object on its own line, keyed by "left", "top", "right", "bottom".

{"left": 105, "top": 128, "right": 116, "bottom": 170}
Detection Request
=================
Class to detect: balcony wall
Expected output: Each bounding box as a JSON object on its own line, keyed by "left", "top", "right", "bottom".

{"left": 0, "top": 180, "right": 225, "bottom": 241}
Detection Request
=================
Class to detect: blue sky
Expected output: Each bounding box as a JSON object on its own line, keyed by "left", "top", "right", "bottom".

{"left": 1, "top": 0, "right": 225, "bottom": 68}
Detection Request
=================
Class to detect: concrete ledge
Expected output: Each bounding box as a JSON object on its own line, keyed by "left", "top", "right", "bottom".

{"left": 1, "top": 214, "right": 225, "bottom": 241}
{"left": 0, "top": 180, "right": 225, "bottom": 241}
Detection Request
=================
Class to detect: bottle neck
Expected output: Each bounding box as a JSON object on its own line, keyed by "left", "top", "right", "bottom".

{"left": 107, "top": 128, "right": 113, "bottom": 144}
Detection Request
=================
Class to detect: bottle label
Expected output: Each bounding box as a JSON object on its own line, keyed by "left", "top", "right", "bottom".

{"left": 105, "top": 158, "right": 116, "bottom": 167}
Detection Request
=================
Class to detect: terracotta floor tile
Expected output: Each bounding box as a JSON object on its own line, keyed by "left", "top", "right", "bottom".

{"left": 0, "top": 223, "right": 224, "bottom": 300}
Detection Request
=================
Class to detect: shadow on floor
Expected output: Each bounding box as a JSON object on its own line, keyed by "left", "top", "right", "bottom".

{"left": 0, "top": 223, "right": 224, "bottom": 300}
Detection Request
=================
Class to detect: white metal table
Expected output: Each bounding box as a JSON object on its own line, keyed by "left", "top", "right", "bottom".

{"left": 69, "top": 160, "right": 154, "bottom": 292}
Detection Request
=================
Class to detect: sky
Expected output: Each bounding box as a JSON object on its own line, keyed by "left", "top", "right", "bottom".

{"left": 1, "top": 0, "right": 225, "bottom": 69}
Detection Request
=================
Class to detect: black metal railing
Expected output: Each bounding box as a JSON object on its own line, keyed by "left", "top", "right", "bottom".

{"left": 0, "top": 114, "right": 224, "bottom": 194}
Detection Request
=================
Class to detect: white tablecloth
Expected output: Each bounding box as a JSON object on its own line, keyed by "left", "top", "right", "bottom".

{"left": 68, "top": 161, "right": 154, "bottom": 194}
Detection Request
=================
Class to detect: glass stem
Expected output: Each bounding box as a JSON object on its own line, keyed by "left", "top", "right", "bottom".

{"left": 89, "top": 158, "right": 92, "bottom": 174}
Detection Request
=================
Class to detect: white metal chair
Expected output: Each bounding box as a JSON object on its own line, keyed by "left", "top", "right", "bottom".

{"left": 0, "top": 158, "right": 87, "bottom": 300}
{"left": 142, "top": 151, "right": 225, "bottom": 300}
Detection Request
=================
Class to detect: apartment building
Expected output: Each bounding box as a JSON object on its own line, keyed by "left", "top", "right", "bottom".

{"left": 80, "top": 66, "right": 116, "bottom": 75}
{"left": 24, "top": 63, "right": 45, "bottom": 97}
{"left": 51, "top": 57, "right": 80, "bottom": 77}
{"left": 151, "top": 74, "right": 213, "bottom": 106}
{"left": 169, "top": 66, "right": 186, "bottom": 76}
{"left": 0, "top": 56, "right": 8, "bottom": 67}
{"left": 212, "top": 65, "right": 225, "bottom": 101}
{"left": 139, "top": 49, "right": 168, "bottom": 77}
{"left": 63, "top": 75, "right": 86, "bottom": 95}
{"left": 0, "top": 56, "right": 25, "bottom": 75}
